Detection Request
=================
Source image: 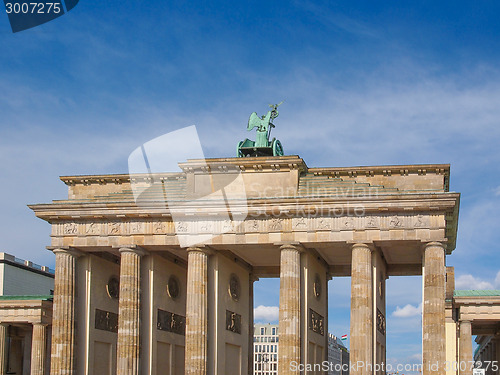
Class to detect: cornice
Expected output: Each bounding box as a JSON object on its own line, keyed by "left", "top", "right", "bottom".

{"left": 28, "top": 192, "right": 460, "bottom": 220}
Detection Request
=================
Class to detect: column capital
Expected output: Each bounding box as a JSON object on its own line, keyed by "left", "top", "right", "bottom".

{"left": 118, "top": 246, "right": 147, "bottom": 257}
{"left": 276, "top": 242, "right": 305, "bottom": 253}
{"left": 350, "top": 242, "right": 375, "bottom": 252}
{"left": 50, "top": 247, "right": 84, "bottom": 258}
{"left": 32, "top": 322, "right": 49, "bottom": 327}
{"left": 422, "top": 241, "right": 446, "bottom": 251}
{"left": 186, "top": 246, "right": 214, "bottom": 256}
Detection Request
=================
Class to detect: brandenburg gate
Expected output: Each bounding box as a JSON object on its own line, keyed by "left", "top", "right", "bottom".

{"left": 30, "top": 154, "right": 460, "bottom": 375}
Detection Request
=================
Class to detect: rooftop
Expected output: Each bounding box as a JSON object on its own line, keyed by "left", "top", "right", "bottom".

{"left": 454, "top": 290, "right": 500, "bottom": 297}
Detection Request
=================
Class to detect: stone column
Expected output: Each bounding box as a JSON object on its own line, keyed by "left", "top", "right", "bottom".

{"left": 249, "top": 275, "right": 258, "bottom": 375}
{"left": 0, "top": 323, "right": 8, "bottom": 375}
{"left": 422, "top": 242, "right": 446, "bottom": 375}
{"left": 278, "top": 244, "right": 303, "bottom": 375}
{"left": 458, "top": 320, "right": 473, "bottom": 375}
{"left": 31, "top": 323, "right": 47, "bottom": 375}
{"left": 116, "top": 247, "right": 146, "bottom": 375}
{"left": 50, "top": 248, "right": 82, "bottom": 375}
{"left": 494, "top": 338, "right": 500, "bottom": 375}
{"left": 350, "top": 243, "right": 373, "bottom": 375}
{"left": 185, "top": 247, "right": 211, "bottom": 375}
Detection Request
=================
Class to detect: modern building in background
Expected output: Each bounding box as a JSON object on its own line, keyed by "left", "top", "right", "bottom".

{"left": 253, "top": 324, "right": 350, "bottom": 375}
{"left": 0, "top": 252, "right": 54, "bottom": 375}
{"left": 253, "top": 323, "right": 279, "bottom": 375}
{"left": 0, "top": 252, "right": 54, "bottom": 296}
{"left": 327, "top": 333, "right": 349, "bottom": 375}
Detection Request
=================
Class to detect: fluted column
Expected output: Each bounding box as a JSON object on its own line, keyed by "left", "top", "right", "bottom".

{"left": 249, "top": 275, "right": 258, "bottom": 375}
{"left": 278, "top": 243, "right": 303, "bottom": 375}
{"left": 495, "top": 338, "right": 500, "bottom": 375}
{"left": 185, "top": 247, "right": 211, "bottom": 375}
{"left": 422, "top": 242, "right": 446, "bottom": 375}
{"left": 31, "top": 323, "right": 48, "bottom": 375}
{"left": 116, "top": 247, "right": 146, "bottom": 375}
{"left": 0, "top": 323, "right": 8, "bottom": 375}
{"left": 459, "top": 320, "right": 473, "bottom": 375}
{"left": 50, "top": 248, "right": 82, "bottom": 375}
{"left": 350, "top": 243, "right": 373, "bottom": 375}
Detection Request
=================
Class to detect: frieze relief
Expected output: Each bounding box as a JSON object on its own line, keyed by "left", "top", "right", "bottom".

{"left": 268, "top": 218, "right": 283, "bottom": 231}
{"left": 54, "top": 213, "right": 435, "bottom": 238}
{"left": 292, "top": 217, "right": 308, "bottom": 230}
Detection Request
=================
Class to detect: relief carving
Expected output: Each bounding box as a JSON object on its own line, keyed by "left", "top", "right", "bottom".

{"left": 309, "top": 309, "right": 324, "bottom": 336}
{"left": 268, "top": 218, "right": 283, "bottom": 231}
{"left": 64, "top": 223, "right": 78, "bottom": 235}
{"left": 199, "top": 222, "right": 213, "bottom": 233}
{"left": 130, "top": 222, "right": 142, "bottom": 234}
{"left": 377, "top": 308, "right": 386, "bottom": 335}
{"left": 167, "top": 275, "right": 180, "bottom": 299}
{"left": 366, "top": 216, "right": 379, "bottom": 228}
{"left": 389, "top": 215, "right": 403, "bottom": 228}
{"left": 246, "top": 219, "right": 260, "bottom": 232}
{"left": 342, "top": 217, "right": 354, "bottom": 229}
{"left": 293, "top": 217, "right": 308, "bottom": 229}
{"left": 95, "top": 309, "right": 118, "bottom": 333}
{"left": 176, "top": 221, "right": 188, "bottom": 232}
{"left": 225, "top": 310, "right": 242, "bottom": 334}
{"left": 106, "top": 276, "right": 119, "bottom": 299}
{"left": 316, "top": 218, "right": 331, "bottom": 230}
{"left": 109, "top": 222, "right": 121, "bottom": 235}
{"left": 153, "top": 222, "right": 166, "bottom": 234}
{"left": 414, "top": 215, "right": 426, "bottom": 228}
{"left": 228, "top": 274, "right": 240, "bottom": 302}
{"left": 313, "top": 274, "right": 322, "bottom": 300}
{"left": 86, "top": 222, "right": 99, "bottom": 235}
{"left": 157, "top": 309, "right": 186, "bottom": 335}
{"left": 221, "top": 219, "right": 233, "bottom": 232}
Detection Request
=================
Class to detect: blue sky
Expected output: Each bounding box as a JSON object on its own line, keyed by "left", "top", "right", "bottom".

{"left": 2, "top": 0, "right": 500, "bottom": 368}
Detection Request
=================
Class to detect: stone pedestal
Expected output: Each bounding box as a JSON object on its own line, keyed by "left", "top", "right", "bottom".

{"left": 116, "top": 247, "right": 146, "bottom": 375}
{"left": 31, "top": 323, "right": 47, "bottom": 375}
{"left": 350, "top": 243, "right": 373, "bottom": 375}
{"left": 458, "top": 320, "right": 472, "bottom": 375}
{"left": 50, "top": 248, "right": 82, "bottom": 375}
{"left": 185, "top": 247, "right": 210, "bottom": 375}
{"left": 423, "top": 242, "right": 446, "bottom": 375}
{"left": 0, "top": 323, "right": 7, "bottom": 375}
{"left": 278, "top": 244, "right": 302, "bottom": 375}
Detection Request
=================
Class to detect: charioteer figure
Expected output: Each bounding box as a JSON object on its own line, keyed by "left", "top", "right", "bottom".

{"left": 237, "top": 102, "right": 285, "bottom": 157}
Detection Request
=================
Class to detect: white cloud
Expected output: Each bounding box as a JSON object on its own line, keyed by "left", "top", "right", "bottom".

{"left": 455, "top": 274, "right": 494, "bottom": 290}
{"left": 393, "top": 303, "right": 422, "bottom": 318}
{"left": 254, "top": 305, "right": 279, "bottom": 322}
{"left": 495, "top": 271, "right": 500, "bottom": 288}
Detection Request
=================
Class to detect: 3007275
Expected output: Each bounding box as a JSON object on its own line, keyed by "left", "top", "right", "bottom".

{"left": 5, "top": 2, "right": 62, "bottom": 14}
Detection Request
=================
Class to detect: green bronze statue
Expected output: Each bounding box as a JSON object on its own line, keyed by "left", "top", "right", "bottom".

{"left": 237, "top": 102, "right": 284, "bottom": 157}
